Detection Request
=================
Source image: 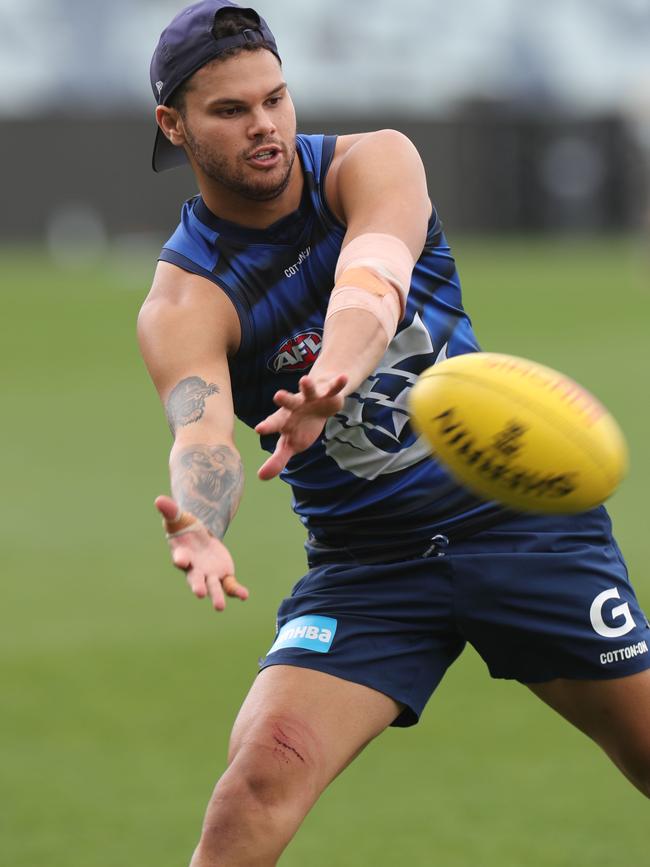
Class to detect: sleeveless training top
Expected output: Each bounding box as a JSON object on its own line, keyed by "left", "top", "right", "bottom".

{"left": 159, "top": 133, "right": 502, "bottom": 554}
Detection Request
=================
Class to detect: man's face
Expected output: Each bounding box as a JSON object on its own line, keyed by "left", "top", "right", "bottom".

{"left": 177, "top": 50, "right": 297, "bottom": 201}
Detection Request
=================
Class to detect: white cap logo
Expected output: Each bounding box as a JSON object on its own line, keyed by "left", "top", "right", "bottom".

{"left": 156, "top": 80, "right": 164, "bottom": 95}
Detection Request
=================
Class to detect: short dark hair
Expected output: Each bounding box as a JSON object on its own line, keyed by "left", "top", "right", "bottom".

{"left": 167, "top": 8, "right": 279, "bottom": 115}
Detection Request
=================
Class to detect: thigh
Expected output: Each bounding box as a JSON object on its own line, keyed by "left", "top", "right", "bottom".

{"left": 229, "top": 664, "right": 401, "bottom": 794}
{"left": 258, "top": 553, "right": 465, "bottom": 727}
{"left": 528, "top": 670, "right": 650, "bottom": 791}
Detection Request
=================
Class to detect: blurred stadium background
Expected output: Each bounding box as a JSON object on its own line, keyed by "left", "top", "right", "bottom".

{"left": 2, "top": 1, "right": 649, "bottom": 865}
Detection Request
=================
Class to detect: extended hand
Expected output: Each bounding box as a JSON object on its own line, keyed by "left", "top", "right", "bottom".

{"left": 155, "top": 495, "right": 249, "bottom": 611}
{"left": 254, "top": 374, "right": 348, "bottom": 480}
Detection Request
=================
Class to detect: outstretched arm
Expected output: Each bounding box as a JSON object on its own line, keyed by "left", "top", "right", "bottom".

{"left": 256, "top": 129, "right": 431, "bottom": 480}
{"left": 138, "top": 263, "right": 247, "bottom": 611}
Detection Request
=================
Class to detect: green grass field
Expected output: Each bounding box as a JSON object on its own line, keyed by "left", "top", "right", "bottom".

{"left": 2, "top": 236, "right": 649, "bottom": 866}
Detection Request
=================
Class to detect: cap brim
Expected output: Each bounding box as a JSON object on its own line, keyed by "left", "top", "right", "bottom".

{"left": 152, "top": 126, "right": 189, "bottom": 172}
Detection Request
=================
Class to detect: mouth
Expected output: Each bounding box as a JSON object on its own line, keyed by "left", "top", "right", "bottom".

{"left": 246, "top": 144, "right": 283, "bottom": 169}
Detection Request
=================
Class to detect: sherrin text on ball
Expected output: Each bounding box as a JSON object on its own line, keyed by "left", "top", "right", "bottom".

{"left": 408, "top": 352, "right": 628, "bottom": 513}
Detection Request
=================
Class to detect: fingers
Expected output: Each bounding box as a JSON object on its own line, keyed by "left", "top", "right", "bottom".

{"left": 257, "top": 454, "right": 284, "bottom": 481}
{"left": 205, "top": 574, "right": 226, "bottom": 611}
{"left": 186, "top": 567, "right": 208, "bottom": 599}
{"left": 298, "top": 376, "right": 317, "bottom": 401}
{"left": 299, "top": 373, "right": 348, "bottom": 399}
{"left": 223, "top": 574, "right": 249, "bottom": 601}
{"left": 257, "top": 436, "right": 293, "bottom": 481}
{"left": 172, "top": 551, "right": 247, "bottom": 610}
{"left": 255, "top": 406, "right": 288, "bottom": 436}
{"left": 322, "top": 373, "right": 348, "bottom": 397}
{"left": 155, "top": 495, "right": 200, "bottom": 536}
{"left": 174, "top": 550, "right": 207, "bottom": 598}
{"left": 272, "top": 374, "right": 335, "bottom": 407}
{"left": 155, "top": 494, "right": 180, "bottom": 521}
{"left": 205, "top": 573, "right": 249, "bottom": 610}
{"left": 162, "top": 503, "right": 246, "bottom": 612}
{"left": 273, "top": 389, "right": 303, "bottom": 410}
{"left": 172, "top": 545, "right": 192, "bottom": 570}
{"left": 255, "top": 375, "right": 349, "bottom": 437}
{"left": 273, "top": 375, "right": 345, "bottom": 408}
{"left": 181, "top": 568, "right": 248, "bottom": 609}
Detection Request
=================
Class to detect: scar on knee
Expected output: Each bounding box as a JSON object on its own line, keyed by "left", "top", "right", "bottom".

{"left": 273, "top": 735, "right": 305, "bottom": 764}
{"left": 271, "top": 726, "right": 306, "bottom": 764}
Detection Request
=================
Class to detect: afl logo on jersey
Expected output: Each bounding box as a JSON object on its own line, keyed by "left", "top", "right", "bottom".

{"left": 267, "top": 329, "right": 323, "bottom": 374}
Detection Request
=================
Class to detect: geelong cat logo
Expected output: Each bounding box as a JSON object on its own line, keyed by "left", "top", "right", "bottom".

{"left": 267, "top": 329, "right": 323, "bottom": 373}
{"left": 324, "top": 313, "right": 448, "bottom": 479}
{"left": 589, "top": 587, "right": 636, "bottom": 638}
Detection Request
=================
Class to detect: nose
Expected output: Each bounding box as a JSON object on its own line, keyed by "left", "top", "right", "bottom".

{"left": 247, "top": 106, "right": 276, "bottom": 140}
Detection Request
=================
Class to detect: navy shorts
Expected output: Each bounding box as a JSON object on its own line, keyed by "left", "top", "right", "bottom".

{"left": 259, "top": 507, "right": 650, "bottom": 726}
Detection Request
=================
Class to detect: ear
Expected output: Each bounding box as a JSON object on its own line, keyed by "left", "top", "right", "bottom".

{"left": 155, "top": 106, "right": 186, "bottom": 147}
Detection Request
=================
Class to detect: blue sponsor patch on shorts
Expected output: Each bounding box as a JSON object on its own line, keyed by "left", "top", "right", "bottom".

{"left": 268, "top": 615, "right": 337, "bottom": 655}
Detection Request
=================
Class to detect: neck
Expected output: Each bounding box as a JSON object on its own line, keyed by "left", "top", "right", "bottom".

{"left": 197, "top": 157, "right": 304, "bottom": 229}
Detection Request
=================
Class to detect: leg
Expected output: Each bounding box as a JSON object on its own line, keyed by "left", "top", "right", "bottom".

{"left": 447, "top": 508, "right": 650, "bottom": 795}
{"left": 528, "top": 669, "right": 650, "bottom": 797}
{"left": 189, "top": 664, "right": 401, "bottom": 867}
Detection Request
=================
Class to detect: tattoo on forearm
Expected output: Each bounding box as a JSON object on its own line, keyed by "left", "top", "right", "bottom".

{"left": 165, "top": 376, "right": 220, "bottom": 435}
{"left": 171, "top": 444, "right": 243, "bottom": 539}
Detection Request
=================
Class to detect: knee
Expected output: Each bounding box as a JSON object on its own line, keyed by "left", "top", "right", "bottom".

{"left": 195, "top": 716, "right": 322, "bottom": 860}
{"left": 229, "top": 712, "right": 320, "bottom": 772}
{"left": 219, "top": 713, "right": 322, "bottom": 811}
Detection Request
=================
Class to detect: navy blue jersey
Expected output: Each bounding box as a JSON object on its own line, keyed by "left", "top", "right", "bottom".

{"left": 159, "top": 133, "right": 503, "bottom": 550}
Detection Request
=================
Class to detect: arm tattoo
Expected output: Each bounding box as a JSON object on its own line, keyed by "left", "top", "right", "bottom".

{"left": 165, "top": 376, "right": 220, "bottom": 436}
{"left": 171, "top": 444, "right": 243, "bottom": 539}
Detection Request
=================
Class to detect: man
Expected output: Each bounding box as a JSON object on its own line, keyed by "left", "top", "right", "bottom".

{"left": 138, "top": 2, "right": 650, "bottom": 864}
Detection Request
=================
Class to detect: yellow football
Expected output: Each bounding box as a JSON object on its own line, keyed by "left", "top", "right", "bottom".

{"left": 408, "top": 352, "right": 628, "bottom": 514}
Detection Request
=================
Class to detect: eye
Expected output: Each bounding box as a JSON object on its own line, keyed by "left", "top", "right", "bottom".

{"left": 266, "top": 96, "right": 282, "bottom": 107}
{"left": 218, "top": 106, "right": 242, "bottom": 118}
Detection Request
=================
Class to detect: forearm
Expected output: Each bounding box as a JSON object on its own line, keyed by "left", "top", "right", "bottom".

{"left": 169, "top": 441, "right": 244, "bottom": 539}
{"left": 310, "top": 308, "right": 388, "bottom": 396}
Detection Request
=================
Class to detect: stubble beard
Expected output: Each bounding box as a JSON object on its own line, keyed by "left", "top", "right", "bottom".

{"left": 185, "top": 129, "right": 297, "bottom": 202}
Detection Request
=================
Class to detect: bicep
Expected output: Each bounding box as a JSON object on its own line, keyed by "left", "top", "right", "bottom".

{"left": 335, "top": 129, "right": 431, "bottom": 259}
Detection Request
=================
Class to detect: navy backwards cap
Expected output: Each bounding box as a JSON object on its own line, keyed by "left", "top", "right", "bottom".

{"left": 150, "top": 0, "right": 281, "bottom": 172}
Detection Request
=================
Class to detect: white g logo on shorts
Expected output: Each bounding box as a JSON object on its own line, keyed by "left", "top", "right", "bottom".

{"left": 589, "top": 587, "right": 636, "bottom": 638}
